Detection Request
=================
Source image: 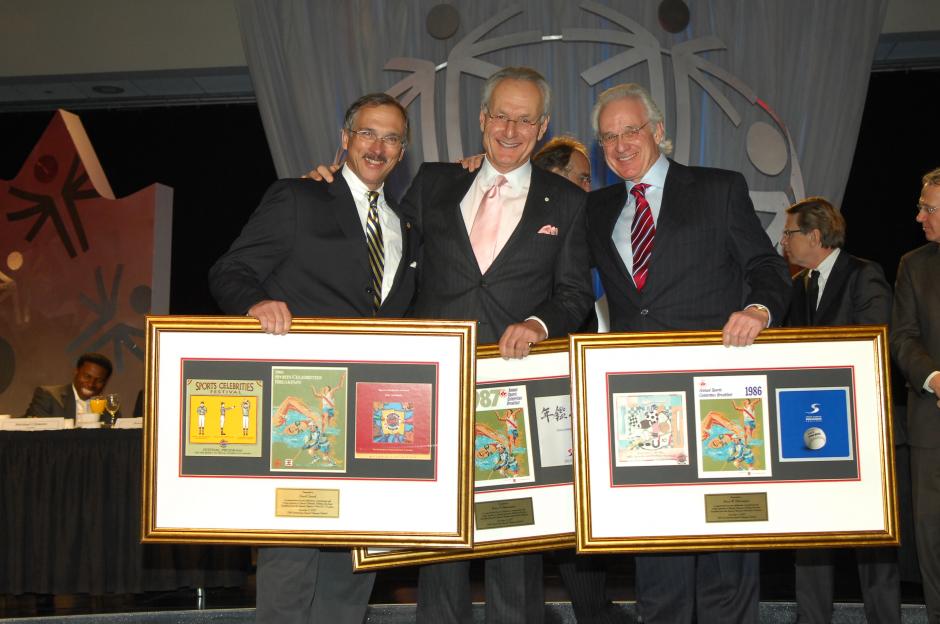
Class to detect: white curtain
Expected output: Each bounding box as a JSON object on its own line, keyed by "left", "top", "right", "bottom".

{"left": 235, "top": 0, "right": 886, "bottom": 209}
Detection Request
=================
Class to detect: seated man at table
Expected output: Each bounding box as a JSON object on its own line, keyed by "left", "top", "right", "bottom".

{"left": 22, "top": 352, "right": 113, "bottom": 420}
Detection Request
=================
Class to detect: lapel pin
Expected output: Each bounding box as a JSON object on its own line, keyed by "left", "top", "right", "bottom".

{"left": 544, "top": 196, "right": 550, "bottom": 202}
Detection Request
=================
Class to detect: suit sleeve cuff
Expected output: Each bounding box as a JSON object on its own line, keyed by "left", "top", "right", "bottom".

{"left": 925, "top": 371, "right": 940, "bottom": 394}
{"left": 525, "top": 316, "right": 549, "bottom": 340}
{"left": 745, "top": 303, "right": 772, "bottom": 328}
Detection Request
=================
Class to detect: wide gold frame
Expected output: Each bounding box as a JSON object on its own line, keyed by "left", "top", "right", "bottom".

{"left": 353, "top": 339, "right": 576, "bottom": 571}
{"left": 571, "top": 326, "right": 898, "bottom": 553}
{"left": 141, "top": 315, "right": 476, "bottom": 548}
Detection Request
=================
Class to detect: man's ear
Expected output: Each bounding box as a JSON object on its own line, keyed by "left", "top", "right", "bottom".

{"left": 340, "top": 129, "right": 349, "bottom": 152}
{"left": 537, "top": 115, "right": 550, "bottom": 142}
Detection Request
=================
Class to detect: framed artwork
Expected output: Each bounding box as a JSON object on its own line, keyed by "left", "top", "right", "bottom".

{"left": 353, "top": 339, "right": 576, "bottom": 570}
{"left": 570, "top": 326, "right": 898, "bottom": 553}
{"left": 142, "top": 315, "right": 476, "bottom": 548}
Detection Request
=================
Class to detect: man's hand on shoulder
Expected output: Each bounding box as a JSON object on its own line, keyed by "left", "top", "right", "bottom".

{"left": 498, "top": 319, "right": 548, "bottom": 359}
{"left": 248, "top": 300, "right": 293, "bottom": 335}
{"left": 302, "top": 163, "right": 341, "bottom": 182}
{"left": 722, "top": 306, "right": 769, "bottom": 347}
{"left": 929, "top": 374, "right": 940, "bottom": 408}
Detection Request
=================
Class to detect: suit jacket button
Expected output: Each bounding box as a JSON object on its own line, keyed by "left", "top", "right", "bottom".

{"left": 640, "top": 308, "right": 649, "bottom": 315}
{"left": 480, "top": 280, "right": 487, "bottom": 288}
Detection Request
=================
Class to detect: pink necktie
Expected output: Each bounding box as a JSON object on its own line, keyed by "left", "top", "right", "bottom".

{"left": 470, "top": 175, "right": 507, "bottom": 273}
{"left": 630, "top": 183, "right": 654, "bottom": 291}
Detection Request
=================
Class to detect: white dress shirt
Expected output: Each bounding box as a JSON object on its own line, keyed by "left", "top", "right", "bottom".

{"left": 460, "top": 158, "right": 531, "bottom": 258}
{"left": 342, "top": 166, "right": 403, "bottom": 303}
{"left": 611, "top": 154, "right": 669, "bottom": 281}
{"left": 808, "top": 247, "right": 841, "bottom": 309}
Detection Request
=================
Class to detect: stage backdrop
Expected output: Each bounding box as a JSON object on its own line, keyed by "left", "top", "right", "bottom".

{"left": 236, "top": 0, "right": 886, "bottom": 247}
{"left": 0, "top": 110, "right": 172, "bottom": 417}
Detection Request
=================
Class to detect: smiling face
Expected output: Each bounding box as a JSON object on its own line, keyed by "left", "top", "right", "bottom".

{"left": 480, "top": 78, "right": 549, "bottom": 174}
{"left": 918, "top": 183, "right": 940, "bottom": 243}
{"left": 72, "top": 361, "right": 109, "bottom": 400}
{"left": 597, "top": 96, "right": 664, "bottom": 183}
{"left": 341, "top": 103, "right": 406, "bottom": 190}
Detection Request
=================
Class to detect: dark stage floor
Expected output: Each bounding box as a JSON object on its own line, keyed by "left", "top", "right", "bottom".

{"left": 0, "top": 550, "right": 927, "bottom": 619}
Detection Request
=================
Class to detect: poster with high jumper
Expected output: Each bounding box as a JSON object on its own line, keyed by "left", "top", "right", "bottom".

{"left": 354, "top": 382, "right": 433, "bottom": 460}
{"left": 474, "top": 384, "right": 535, "bottom": 487}
{"left": 270, "top": 366, "right": 347, "bottom": 473}
{"left": 694, "top": 375, "right": 771, "bottom": 478}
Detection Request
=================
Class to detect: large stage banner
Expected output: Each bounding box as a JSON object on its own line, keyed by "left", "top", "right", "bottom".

{"left": 0, "top": 110, "right": 173, "bottom": 416}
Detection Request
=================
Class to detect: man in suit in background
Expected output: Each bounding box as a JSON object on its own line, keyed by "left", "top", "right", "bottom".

{"left": 404, "top": 66, "right": 594, "bottom": 623}
{"left": 23, "top": 352, "right": 113, "bottom": 420}
{"left": 209, "top": 92, "right": 418, "bottom": 624}
{"left": 892, "top": 167, "right": 940, "bottom": 624}
{"left": 781, "top": 196, "right": 899, "bottom": 624}
{"left": 586, "top": 83, "right": 791, "bottom": 623}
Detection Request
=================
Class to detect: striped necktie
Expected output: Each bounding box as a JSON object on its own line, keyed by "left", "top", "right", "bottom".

{"left": 630, "top": 183, "right": 654, "bottom": 291}
{"left": 366, "top": 191, "right": 384, "bottom": 312}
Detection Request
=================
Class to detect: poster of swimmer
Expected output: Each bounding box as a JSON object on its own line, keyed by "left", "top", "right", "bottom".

{"left": 474, "top": 384, "right": 536, "bottom": 487}
{"left": 694, "top": 374, "right": 772, "bottom": 479}
{"left": 270, "top": 366, "right": 348, "bottom": 473}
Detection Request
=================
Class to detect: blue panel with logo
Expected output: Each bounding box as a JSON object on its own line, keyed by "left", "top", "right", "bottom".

{"left": 776, "top": 388, "right": 853, "bottom": 461}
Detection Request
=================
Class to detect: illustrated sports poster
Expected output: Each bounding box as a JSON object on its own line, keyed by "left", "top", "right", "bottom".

{"left": 694, "top": 375, "right": 772, "bottom": 478}
{"left": 184, "top": 378, "right": 263, "bottom": 457}
{"left": 354, "top": 382, "right": 433, "bottom": 460}
{"left": 474, "top": 384, "right": 536, "bottom": 487}
{"left": 612, "top": 391, "right": 689, "bottom": 467}
{"left": 270, "top": 366, "right": 347, "bottom": 473}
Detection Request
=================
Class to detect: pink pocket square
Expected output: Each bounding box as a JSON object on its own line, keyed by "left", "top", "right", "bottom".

{"left": 537, "top": 224, "right": 559, "bottom": 236}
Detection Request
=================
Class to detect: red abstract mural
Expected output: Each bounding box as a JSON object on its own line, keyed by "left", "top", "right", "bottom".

{"left": 0, "top": 110, "right": 172, "bottom": 416}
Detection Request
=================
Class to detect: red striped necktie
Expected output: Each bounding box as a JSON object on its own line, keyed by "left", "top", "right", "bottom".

{"left": 630, "top": 183, "right": 654, "bottom": 291}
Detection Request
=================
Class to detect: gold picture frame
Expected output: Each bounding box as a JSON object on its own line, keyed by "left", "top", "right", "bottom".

{"left": 570, "top": 326, "right": 898, "bottom": 553}
{"left": 353, "top": 338, "right": 577, "bottom": 571}
{"left": 141, "top": 315, "right": 475, "bottom": 548}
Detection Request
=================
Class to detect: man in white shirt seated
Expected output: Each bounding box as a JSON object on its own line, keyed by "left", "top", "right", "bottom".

{"left": 22, "top": 352, "right": 113, "bottom": 420}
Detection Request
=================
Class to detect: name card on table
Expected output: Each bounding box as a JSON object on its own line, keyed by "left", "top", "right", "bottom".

{"left": 0, "top": 417, "right": 69, "bottom": 431}
{"left": 113, "top": 417, "right": 143, "bottom": 429}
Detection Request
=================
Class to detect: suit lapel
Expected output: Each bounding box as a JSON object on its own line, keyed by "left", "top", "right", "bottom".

{"left": 488, "top": 166, "right": 550, "bottom": 273}
{"left": 442, "top": 168, "right": 479, "bottom": 268}
{"left": 790, "top": 269, "right": 809, "bottom": 326}
{"left": 62, "top": 385, "right": 76, "bottom": 419}
{"left": 815, "top": 251, "right": 849, "bottom": 324}
{"left": 642, "top": 161, "right": 691, "bottom": 298}
{"left": 328, "top": 174, "right": 371, "bottom": 277}
{"left": 383, "top": 197, "right": 412, "bottom": 298}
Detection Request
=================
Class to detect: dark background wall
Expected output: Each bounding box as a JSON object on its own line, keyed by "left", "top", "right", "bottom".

{"left": 1, "top": 68, "right": 937, "bottom": 315}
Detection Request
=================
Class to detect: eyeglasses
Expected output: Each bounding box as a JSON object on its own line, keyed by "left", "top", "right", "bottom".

{"left": 917, "top": 203, "right": 938, "bottom": 215}
{"left": 562, "top": 166, "right": 591, "bottom": 186}
{"left": 484, "top": 112, "right": 543, "bottom": 129}
{"left": 781, "top": 229, "right": 805, "bottom": 239}
{"left": 598, "top": 121, "right": 650, "bottom": 146}
{"left": 346, "top": 128, "right": 405, "bottom": 148}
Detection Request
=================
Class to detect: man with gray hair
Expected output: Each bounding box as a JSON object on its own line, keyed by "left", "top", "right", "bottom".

{"left": 892, "top": 167, "right": 940, "bottom": 623}
{"left": 586, "top": 82, "right": 790, "bottom": 623}
{"left": 403, "top": 66, "right": 593, "bottom": 623}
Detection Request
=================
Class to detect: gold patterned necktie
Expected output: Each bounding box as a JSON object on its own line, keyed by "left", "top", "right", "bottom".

{"left": 366, "top": 191, "right": 384, "bottom": 312}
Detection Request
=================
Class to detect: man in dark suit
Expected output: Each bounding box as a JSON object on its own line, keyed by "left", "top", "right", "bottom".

{"left": 209, "top": 93, "right": 417, "bottom": 624}
{"left": 23, "top": 352, "right": 113, "bottom": 419}
{"left": 586, "top": 83, "right": 791, "bottom": 623}
{"left": 781, "top": 197, "right": 899, "bottom": 624}
{"left": 403, "top": 67, "right": 594, "bottom": 624}
{"left": 892, "top": 167, "right": 940, "bottom": 624}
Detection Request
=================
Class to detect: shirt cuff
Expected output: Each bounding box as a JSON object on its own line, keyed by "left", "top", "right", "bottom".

{"left": 925, "top": 371, "right": 940, "bottom": 394}
{"left": 525, "top": 316, "right": 549, "bottom": 340}
{"left": 745, "top": 304, "right": 772, "bottom": 328}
